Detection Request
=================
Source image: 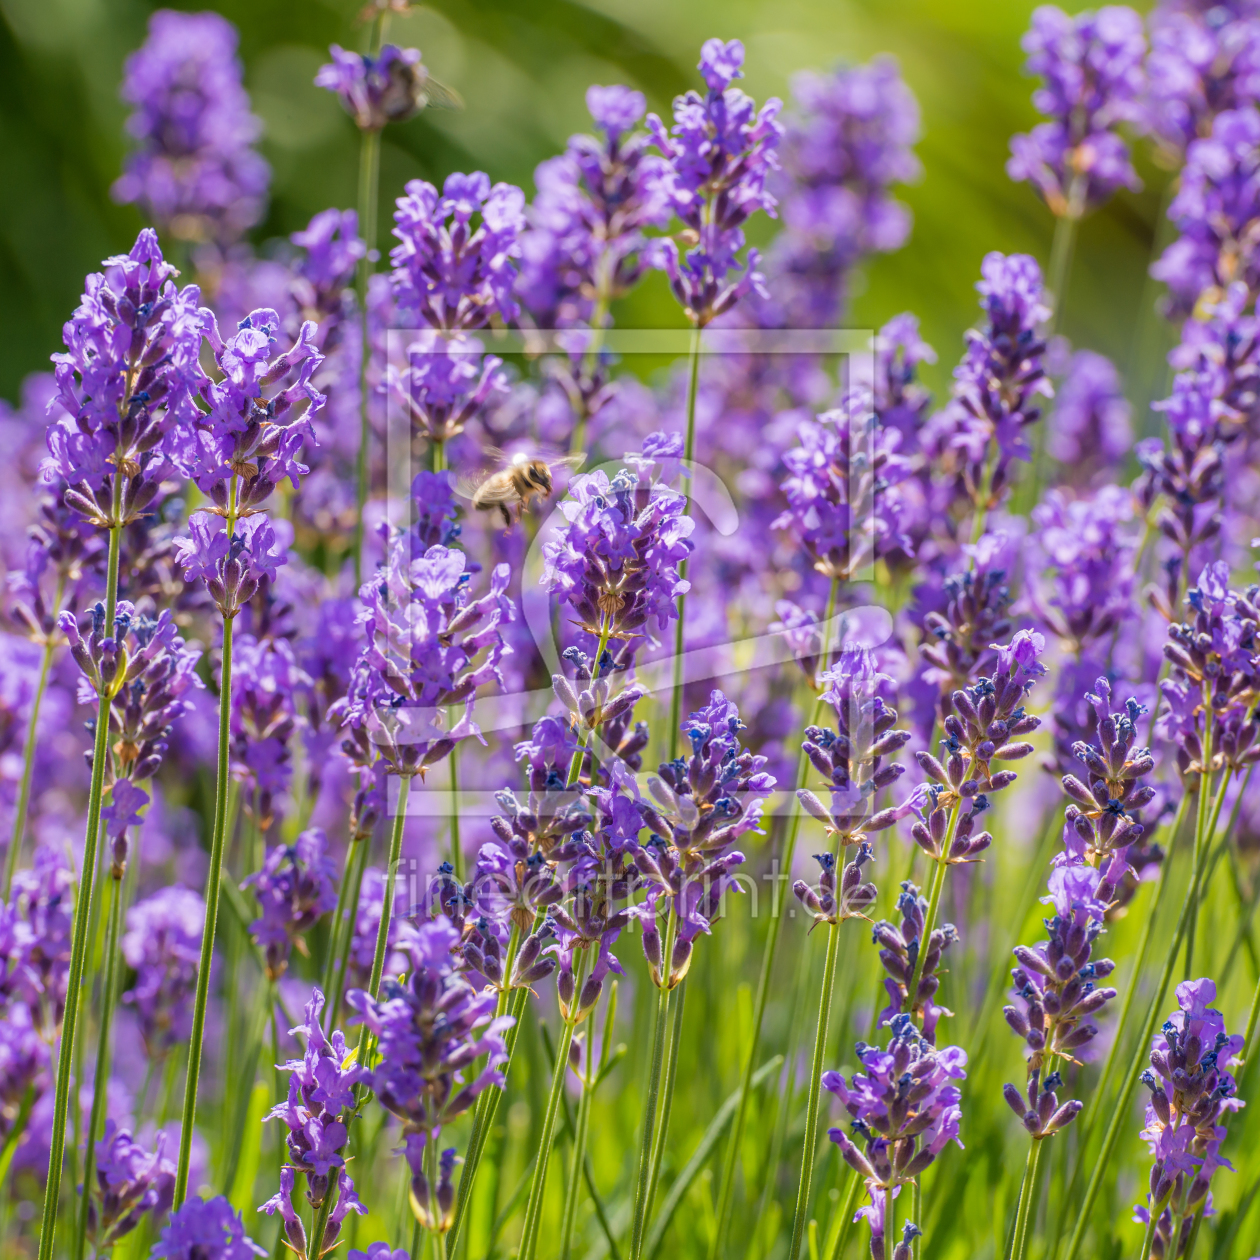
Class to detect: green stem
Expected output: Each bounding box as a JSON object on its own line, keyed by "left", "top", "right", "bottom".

{"left": 557, "top": 1054, "right": 595, "bottom": 1260}
{"left": 173, "top": 610, "right": 235, "bottom": 1206}
{"left": 558, "top": 980, "right": 616, "bottom": 1260}
{"left": 352, "top": 124, "right": 382, "bottom": 588}
{"left": 517, "top": 947, "right": 593, "bottom": 1260}
{"left": 74, "top": 872, "right": 125, "bottom": 1260}
{"left": 1008, "top": 1137, "right": 1043, "bottom": 1260}
{"left": 311, "top": 774, "right": 413, "bottom": 1254}
{"left": 788, "top": 917, "right": 844, "bottom": 1260}
{"left": 36, "top": 517, "right": 120, "bottom": 1260}
{"left": 668, "top": 323, "right": 702, "bottom": 761}
{"left": 447, "top": 980, "right": 529, "bottom": 1254}
{"left": 629, "top": 911, "right": 679, "bottom": 1260}
{"left": 887, "top": 1180, "right": 899, "bottom": 1260}
{"left": 320, "top": 831, "right": 362, "bottom": 1022}
{"left": 1061, "top": 771, "right": 1231, "bottom": 1260}
{"left": 911, "top": 1179, "right": 922, "bottom": 1260}
{"left": 1183, "top": 710, "right": 1220, "bottom": 979}
{"left": 1137, "top": 1189, "right": 1173, "bottom": 1260}
{"left": 1046, "top": 799, "right": 1189, "bottom": 1260}
{"left": 642, "top": 976, "right": 688, "bottom": 1238}
{"left": 448, "top": 747, "right": 463, "bottom": 880}
{"left": 824, "top": 1170, "right": 862, "bottom": 1260}
{"left": 711, "top": 575, "right": 842, "bottom": 1260}
{"left": 329, "top": 834, "right": 372, "bottom": 1028}
{"left": 3, "top": 616, "right": 59, "bottom": 899}
{"left": 903, "top": 810, "right": 961, "bottom": 1028}
{"left": 570, "top": 274, "right": 612, "bottom": 459}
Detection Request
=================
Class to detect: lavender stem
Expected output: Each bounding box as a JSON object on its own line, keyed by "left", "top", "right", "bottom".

{"left": 788, "top": 912, "right": 844, "bottom": 1260}
{"left": 1007, "top": 1136, "right": 1042, "bottom": 1260}
{"left": 711, "top": 574, "right": 841, "bottom": 1259}
{"left": 36, "top": 506, "right": 121, "bottom": 1260}
{"left": 173, "top": 608, "right": 235, "bottom": 1205}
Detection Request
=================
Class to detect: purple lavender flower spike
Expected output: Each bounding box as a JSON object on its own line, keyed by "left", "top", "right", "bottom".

{"left": 926, "top": 253, "right": 1051, "bottom": 517}
{"left": 243, "top": 830, "right": 338, "bottom": 980}
{"left": 1027, "top": 485, "right": 1138, "bottom": 655}
{"left": 0, "top": 1000, "right": 48, "bottom": 1142}
{"left": 150, "top": 1194, "right": 266, "bottom": 1259}
{"left": 874, "top": 313, "right": 936, "bottom": 444}
{"left": 1007, "top": 5, "right": 1146, "bottom": 218}
{"left": 1059, "top": 676, "right": 1158, "bottom": 885}
{"left": 230, "top": 633, "right": 308, "bottom": 833}
{"left": 1003, "top": 857, "right": 1118, "bottom": 1120}
{"left": 113, "top": 10, "right": 269, "bottom": 242}
{"left": 647, "top": 39, "right": 784, "bottom": 325}
{"left": 187, "top": 307, "right": 326, "bottom": 515}
{"left": 1145, "top": 3, "right": 1260, "bottom": 160}
{"left": 825, "top": 1017, "right": 967, "bottom": 1259}
{"left": 391, "top": 172, "right": 525, "bottom": 331}
{"left": 47, "top": 229, "right": 206, "bottom": 532}
{"left": 265, "top": 988, "right": 368, "bottom": 1226}
{"left": 1152, "top": 106, "right": 1260, "bottom": 316}
{"left": 632, "top": 691, "right": 774, "bottom": 987}
{"left": 59, "top": 599, "right": 202, "bottom": 871}
{"left": 517, "top": 83, "right": 669, "bottom": 330}
{"left": 316, "top": 44, "right": 434, "bottom": 131}
{"left": 1159, "top": 564, "right": 1260, "bottom": 781}
{"left": 292, "top": 208, "right": 366, "bottom": 312}
{"left": 121, "top": 885, "right": 204, "bottom": 1057}
{"left": 541, "top": 439, "right": 689, "bottom": 766}
{"left": 173, "top": 512, "right": 290, "bottom": 619}
{"left": 1133, "top": 978, "right": 1244, "bottom": 1256}
{"left": 347, "top": 920, "right": 512, "bottom": 1207}
{"left": 765, "top": 58, "right": 921, "bottom": 326}
{"left": 334, "top": 540, "right": 515, "bottom": 779}
{"left": 873, "top": 883, "right": 958, "bottom": 1043}
{"left": 86, "top": 1119, "right": 176, "bottom": 1248}
{"left": 1, "top": 844, "right": 74, "bottom": 1038}
{"left": 1046, "top": 349, "right": 1133, "bottom": 475}
{"left": 773, "top": 393, "right": 915, "bottom": 580}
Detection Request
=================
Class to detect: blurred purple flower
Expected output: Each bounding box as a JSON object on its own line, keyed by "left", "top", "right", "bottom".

{"left": 1007, "top": 5, "right": 1146, "bottom": 217}
{"left": 113, "top": 9, "right": 269, "bottom": 242}
{"left": 243, "top": 829, "right": 338, "bottom": 980}
{"left": 121, "top": 885, "right": 204, "bottom": 1057}
{"left": 316, "top": 44, "right": 431, "bottom": 131}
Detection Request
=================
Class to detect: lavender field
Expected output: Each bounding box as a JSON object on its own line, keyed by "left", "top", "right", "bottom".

{"left": 0, "top": 3, "right": 1258, "bottom": 1260}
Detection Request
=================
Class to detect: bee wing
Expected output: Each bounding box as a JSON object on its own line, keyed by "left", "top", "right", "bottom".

{"left": 479, "top": 445, "right": 510, "bottom": 466}
{"left": 421, "top": 76, "right": 465, "bottom": 111}
{"left": 453, "top": 471, "right": 489, "bottom": 502}
{"left": 465, "top": 474, "right": 521, "bottom": 505}
{"left": 551, "top": 453, "right": 587, "bottom": 471}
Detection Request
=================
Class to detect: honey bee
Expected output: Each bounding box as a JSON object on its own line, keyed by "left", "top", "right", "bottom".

{"left": 458, "top": 449, "right": 586, "bottom": 528}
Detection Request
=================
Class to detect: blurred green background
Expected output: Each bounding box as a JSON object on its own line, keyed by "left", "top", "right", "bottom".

{"left": 0, "top": 0, "right": 1171, "bottom": 409}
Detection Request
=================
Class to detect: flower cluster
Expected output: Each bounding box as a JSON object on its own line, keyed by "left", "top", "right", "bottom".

{"left": 1, "top": 844, "right": 73, "bottom": 1038}
{"left": 1007, "top": 5, "right": 1146, "bottom": 217}
{"left": 927, "top": 253, "right": 1052, "bottom": 513}
{"left": 121, "top": 885, "right": 204, "bottom": 1058}
{"left": 262, "top": 990, "right": 368, "bottom": 1254}
{"left": 541, "top": 439, "right": 694, "bottom": 667}
{"left": 1134, "top": 979, "right": 1244, "bottom": 1258}
{"left": 59, "top": 601, "right": 201, "bottom": 873}
{"left": 873, "top": 883, "right": 958, "bottom": 1043}
{"left": 636, "top": 691, "right": 775, "bottom": 987}
{"left": 1046, "top": 348, "right": 1132, "bottom": 476}
{"left": 113, "top": 9, "right": 269, "bottom": 242}
{"left": 336, "top": 540, "right": 515, "bottom": 778}
{"left": 348, "top": 920, "right": 513, "bottom": 1223}
{"left": 1003, "top": 863, "right": 1118, "bottom": 1116}
{"left": 47, "top": 230, "right": 206, "bottom": 531}
{"left": 151, "top": 1195, "right": 266, "bottom": 1260}
{"left": 317, "top": 44, "right": 433, "bottom": 131}
{"left": 1153, "top": 106, "right": 1260, "bottom": 315}
{"left": 1145, "top": 2, "right": 1260, "bottom": 158}
{"left": 244, "top": 830, "right": 338, "bottom": 981}
{"left": 518, "top": 84, "right": 670, "bottom": 329}
{"left": 774, "top": 394, "right": 914, "bottom": 580}
{"left": 648, "top": 39, "right": 784, "bottom": 325}
{"left": 86, "top": 1120, "right": 175, "bottom": 1250}
{"left": 767, "top": 57, "right": 921, "bottom": 325}
{"left": 1159, "top": 563, "right": 1260, "bottom": 780}
{"left": 825, "top": 1017, "right": 967, "bottom": 1260}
